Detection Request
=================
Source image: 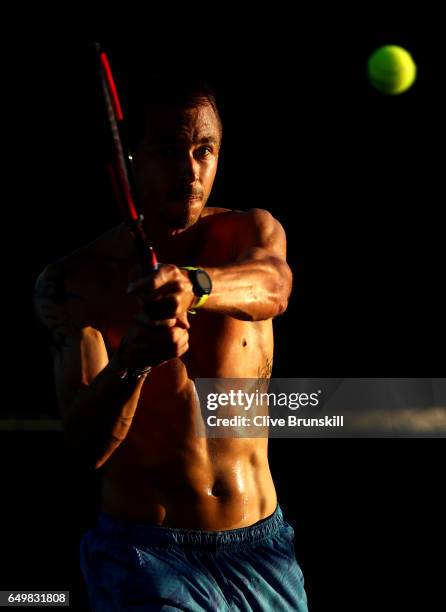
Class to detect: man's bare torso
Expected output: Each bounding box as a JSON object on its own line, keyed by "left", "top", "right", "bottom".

{"left": 56, "top": 208, "right": 277, "bottom": 530}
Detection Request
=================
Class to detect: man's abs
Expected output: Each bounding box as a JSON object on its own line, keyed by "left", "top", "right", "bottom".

{"left": 100, "top": 439, "right": 277, "bottom": 530}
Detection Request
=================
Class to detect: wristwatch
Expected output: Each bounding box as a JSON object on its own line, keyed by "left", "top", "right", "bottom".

{"left": 115, "top": 338, "right": 152, "bottom": 383}
{"left": 181, "top": 267, "right": 213, "bottom": 314}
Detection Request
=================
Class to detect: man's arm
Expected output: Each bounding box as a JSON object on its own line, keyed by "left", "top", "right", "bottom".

{"left": 34, "top": 265, "right": 188, "bottom": 469}
{"left": 201, "top": 208, "right": 293, "bottom": 321}
{"left": 34, "top": 265, "right": 147, "bottom": 469}
{"left": 128, "top": 208, "right": 293, "bottom": 322}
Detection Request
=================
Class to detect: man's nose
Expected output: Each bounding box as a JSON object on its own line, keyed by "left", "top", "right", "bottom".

{"left": 178, "top": 152, "right": 199, "bottom": 184}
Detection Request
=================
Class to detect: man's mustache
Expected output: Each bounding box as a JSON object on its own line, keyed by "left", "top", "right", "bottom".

{"left": 168, "top": 186, "right": 204, "bottom": 200}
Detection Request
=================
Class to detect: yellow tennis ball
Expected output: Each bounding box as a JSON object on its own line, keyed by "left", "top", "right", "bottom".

{"left": 368, "top": 45, "right": 417, "bottom": 95}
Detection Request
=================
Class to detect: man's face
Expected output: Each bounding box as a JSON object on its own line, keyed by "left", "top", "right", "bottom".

{"left": 134, "top": 101, "right": 221, "bottom": 234}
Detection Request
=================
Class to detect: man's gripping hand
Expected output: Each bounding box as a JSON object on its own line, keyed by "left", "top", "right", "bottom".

{"left": 127, "top": 264, "right": 195, "bottom": 321}
{"left": 120, "top": 265, "right": 195, "bottom": 369}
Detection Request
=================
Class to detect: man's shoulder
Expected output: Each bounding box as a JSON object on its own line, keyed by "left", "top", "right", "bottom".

{"left": 204, "top": 207, "right": 282, "bottom": 236}
{"left": 204, "top": 206, "right": 277, "bottom": 224}
{"left": 37, "top": 224, "right": 129, "bottom": 284}
{"left": 35, "top": 224, "right": 131, "bottom": 323}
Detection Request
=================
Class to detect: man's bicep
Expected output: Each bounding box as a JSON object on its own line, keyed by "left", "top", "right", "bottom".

{"left": 35, "top": 266, "right": 108, "bottom": 414}
{"left": 235, "top": 208, "right": 288, "bottom": 261}
{"left": 53, "top": 326, "right": 109, "bottom": 414}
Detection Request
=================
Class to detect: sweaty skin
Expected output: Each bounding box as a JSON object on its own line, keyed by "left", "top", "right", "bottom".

{"left": 35, "top": 101, "right": 292, "bottom": 531}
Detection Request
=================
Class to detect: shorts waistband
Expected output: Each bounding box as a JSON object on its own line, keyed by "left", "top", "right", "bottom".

{"left": 96, "top": 504, "right": 285, "bottom": 550}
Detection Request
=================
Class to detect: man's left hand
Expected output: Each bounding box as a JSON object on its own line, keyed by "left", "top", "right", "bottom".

{"left": 127, "top": 264, "right": 195, "bottom": 321}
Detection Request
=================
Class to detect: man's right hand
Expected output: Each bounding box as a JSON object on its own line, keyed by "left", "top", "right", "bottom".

{"left": 116, "top": 264, "right": 194, "bottom": 369}
{"left": 118, "top": 311, "right": 190, "bottom": 370}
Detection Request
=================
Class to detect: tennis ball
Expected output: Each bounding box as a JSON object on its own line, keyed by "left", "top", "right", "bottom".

{"left": 368, "top": 45, "right": 417, "bottom": 95}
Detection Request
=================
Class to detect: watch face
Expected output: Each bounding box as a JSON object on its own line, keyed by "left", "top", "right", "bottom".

{"left": 196, "top": 269, "right": 212, "bottom": 294}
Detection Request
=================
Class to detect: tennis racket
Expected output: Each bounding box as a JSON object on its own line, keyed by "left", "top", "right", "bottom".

{"left": 94, "top": 42, "right": 158, "bottom": 272}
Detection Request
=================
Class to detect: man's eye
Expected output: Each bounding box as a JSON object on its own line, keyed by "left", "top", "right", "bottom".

{"left": 195, "top": 146, "right": 213, "bottom": 158}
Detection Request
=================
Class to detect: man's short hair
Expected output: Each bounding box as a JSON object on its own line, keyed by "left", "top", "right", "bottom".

{"left": 123, "top": 73, "right": 223, "bottom": 150}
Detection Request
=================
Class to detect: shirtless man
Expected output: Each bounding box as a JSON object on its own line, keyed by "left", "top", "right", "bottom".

{"left": 35, "top": 78, "right": 308, "bottom": 611}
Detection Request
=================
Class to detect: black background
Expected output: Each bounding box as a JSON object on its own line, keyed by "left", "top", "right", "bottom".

{"left": 3, "top": 7, "right": 445, "bottom": 611}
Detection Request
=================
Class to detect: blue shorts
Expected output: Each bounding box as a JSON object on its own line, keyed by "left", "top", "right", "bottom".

{"left": 80, "top": 504, "right": 308, "bottom": 611}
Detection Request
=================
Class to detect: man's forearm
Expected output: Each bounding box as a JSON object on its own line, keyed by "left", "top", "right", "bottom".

{"left": 202, "top": 255, "right": 292, "bottom": 321}
{"left": 63, "top": 355, "right": 146, "bottom": 469}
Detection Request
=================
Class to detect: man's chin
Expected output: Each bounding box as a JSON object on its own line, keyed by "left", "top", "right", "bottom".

{"left": 164, "top": 200, "right": 203, "bottom": 230}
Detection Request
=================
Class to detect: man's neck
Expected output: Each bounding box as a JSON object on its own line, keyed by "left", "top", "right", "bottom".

{"left": 142, "top": 219, "right": 201, "bottom": 267}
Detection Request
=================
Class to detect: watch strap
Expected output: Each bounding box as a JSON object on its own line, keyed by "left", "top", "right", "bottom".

{"left": 180, "top": 266, "right": 211, "bottom": 314}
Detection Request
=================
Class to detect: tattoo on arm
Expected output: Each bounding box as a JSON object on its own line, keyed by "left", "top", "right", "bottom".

{"left": 35, "top": 270, "right": 83, "bottom": 356}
